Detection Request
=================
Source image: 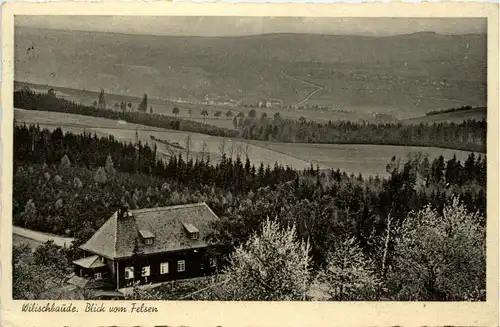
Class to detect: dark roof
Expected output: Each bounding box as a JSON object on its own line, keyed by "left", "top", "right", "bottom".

{"left": 73, "top": 255, "right": 106, "bottom": 269}
{"left": 80, "top": 203, "right": 219, "bottom": 260}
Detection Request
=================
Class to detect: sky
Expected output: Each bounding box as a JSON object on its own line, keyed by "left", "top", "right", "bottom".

{"left": 15, "top": 16, "right": 486, "bottom": 37}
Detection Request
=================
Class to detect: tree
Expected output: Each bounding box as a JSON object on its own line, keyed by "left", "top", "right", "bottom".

{"left": 201, "top": 110, "right": 209, "bottom": 122}
{"left": 105, "top": 154, "right": 116, "bottom": 175}
{"left": 388, "top": 198, "right": 486, "bottom": 301}
{"left": 188, "top": 108, "right": 192, "bottom": 118}
{"left": 127, "top": 102, "right": 132, "bottom": 109}
{"left": 138, "top": 94, "right": 148, "bottom": 112}
{"left": 314, "top": 237, "right": 381, "bottom": 300}
{"left": 94, "top": 167, "right": 108, "bottom": 184}
{"left": 200, "top": 140, "right": 208, "bottom": 161}
{"left": 431, "top": 155, "right": 445, "bottom": 184}
{"left": 185, "top": 134, "right": 192, "bottom": 162}
{"left": 226, "top": 110, "right": 233, "bottom": 118}
{"left": 172, "top": 107, "right": 180, "bottom": 117}
{"left": 214, "top": 111, "right": 222, "bottom": 120}
{"left": 98, "top": 88, "right": 106, "bottom": 110}
{"left": 248, "top": 109, "right": 257, "bottom": 119}
{"left": 217, "top": 217, "right": 312, "bottom": 300}
{"left": 218, "top": 139, "right": 227, "bottom": 158}
{"left": 21, "top": 199, "right": 37, "bottom": 227}
{"left": 149, "top": 106, "right": 154, "bottom": 114}
{"left": 73, "top": 177, "right": 83, "bottom": 189}
{"left": 13, "top": 242, "right": 71, "bottom": 300}
{"left": 60, "top": 154, "right": 71, "bottom": 168}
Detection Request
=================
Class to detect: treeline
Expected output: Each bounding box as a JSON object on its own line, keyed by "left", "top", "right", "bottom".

{"left": 426, "top": 105, "right": 481, "bottom": 116}
{"left": 15, "top": 88, "right": 486, "bottom": 153}
{"left": 15, "top": 125, "right": 298, "bottom": 194}
{"left": 14, "top": 87, "right": 238, "bottom": 138}
{"left": 234, "top": 113, "right": 486, "bottom": 152}
{"left": 14, "top": 125, "right": 486, "bottom": 260}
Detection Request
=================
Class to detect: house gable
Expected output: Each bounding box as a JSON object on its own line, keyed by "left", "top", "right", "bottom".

{"left": 79, "top": 203, "right": 219, "bottom": 260}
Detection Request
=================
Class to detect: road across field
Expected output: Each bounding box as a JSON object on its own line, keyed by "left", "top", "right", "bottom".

{"left": 281, "top": 71, "right": 324, "bottom": 106}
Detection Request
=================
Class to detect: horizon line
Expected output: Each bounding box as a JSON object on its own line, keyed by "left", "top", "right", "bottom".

{"left": 16, "top": 25, "right": 487, "bottom": 39}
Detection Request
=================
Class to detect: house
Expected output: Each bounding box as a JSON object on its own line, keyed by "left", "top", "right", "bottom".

{"left": 71, "top": 203, "right": 223, "bottom": 291}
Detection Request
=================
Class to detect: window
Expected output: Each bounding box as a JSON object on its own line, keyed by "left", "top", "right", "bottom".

{"left": 160, "top": 262, "right": 169, "bottom": 274}
{"left": 145, "top": 238, "right": 154, "bottom": 245}
{"left": 209, "top": 257, "right": 217, "bottom": 268}
{"left": 177, "top": 260, "right": 185, "bottom": 272}
{"left": 125, "top": 266, "right": 134, "bottom": 279}
{"left": 94, "top": 272, "right": 102, "bottom": 280}
{"left": 100, "top": 256, "right": 106, "bottom": 263}
{"left": 191, "top": 232, "right": 199, "bottom": 240}
{"left": 141, "top": 266, "right": 151, "bottom": 277}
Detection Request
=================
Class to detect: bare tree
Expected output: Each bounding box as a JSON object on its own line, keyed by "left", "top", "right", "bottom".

{"left": 200, "top": 140, "right": 208, "bottom": 161}
{"left": 218, "top": 138, "right": 227, "bottom": 158}
{"left": 236, "top": 142, "right": 243, "bottom": 159}
{"left": 185, "top": 134, "right": 192, "bottom": 162}
{"left": 243, "top": 143, "right": 250, "bottom": 161}
{"left": 229, "top": 141, "right": 235, "bottom": 160}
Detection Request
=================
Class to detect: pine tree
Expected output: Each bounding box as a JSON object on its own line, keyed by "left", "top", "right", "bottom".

{"left": 98, "top": 89, "right": 106, "bottom": 110}
{"left": 139, "top": 94, "right": 148, "bottom": 112}
{"left": 445, "top": 155, "right": 457, "bottom": 184}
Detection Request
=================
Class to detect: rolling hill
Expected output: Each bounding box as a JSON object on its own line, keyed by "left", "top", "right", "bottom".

{"left": 15, "top": 27, "right": 487, "bottom": 119}
{"left": 403, "top": 107, "right": 486, "bottom": 125}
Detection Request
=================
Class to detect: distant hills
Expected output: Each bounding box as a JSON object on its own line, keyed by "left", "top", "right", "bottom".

{"left": 15, "top": 27, "right": 487, "bottom": 119}
{"left": 403, "top": 107, "right": 486, "bottom": 125}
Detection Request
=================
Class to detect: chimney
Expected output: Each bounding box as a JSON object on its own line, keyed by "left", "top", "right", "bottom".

{"left": 118, "top": 204, "right": 129, "bottom": 219}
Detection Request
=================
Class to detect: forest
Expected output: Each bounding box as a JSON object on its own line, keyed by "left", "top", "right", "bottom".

{"left": 426, "top": 105, "right": 481, "bottom": 116}
{"left": 13, "top": 124, "right": 486, "bottom": 301}
{"left": 234, "top": 111, "right": 486, "bottom": 152}
{"left": 15, "top": 88, "right": 486, "bottom": 152}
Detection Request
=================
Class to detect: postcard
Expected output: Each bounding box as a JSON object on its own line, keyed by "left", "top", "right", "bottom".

{"left": 1, "top": 2, "right": 499, "bottom": 327}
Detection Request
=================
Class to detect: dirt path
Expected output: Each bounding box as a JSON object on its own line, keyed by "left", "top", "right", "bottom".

{"left": 13, "top": 226, "right": 74, "bottom": 248}
{"left": 280, "top": 71, "right": 324, "bottom": 106}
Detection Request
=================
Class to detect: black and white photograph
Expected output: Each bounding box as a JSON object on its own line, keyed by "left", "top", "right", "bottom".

{"left": 9, "top": 12, "right": 491, "bottom": 304}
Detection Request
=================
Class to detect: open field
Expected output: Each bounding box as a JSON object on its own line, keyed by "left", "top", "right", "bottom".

{"left": 15, "top": 109, "right": 481, "bottom": 176}
{"left": 247, "top": 141, "right": 478, "bottom": 177}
